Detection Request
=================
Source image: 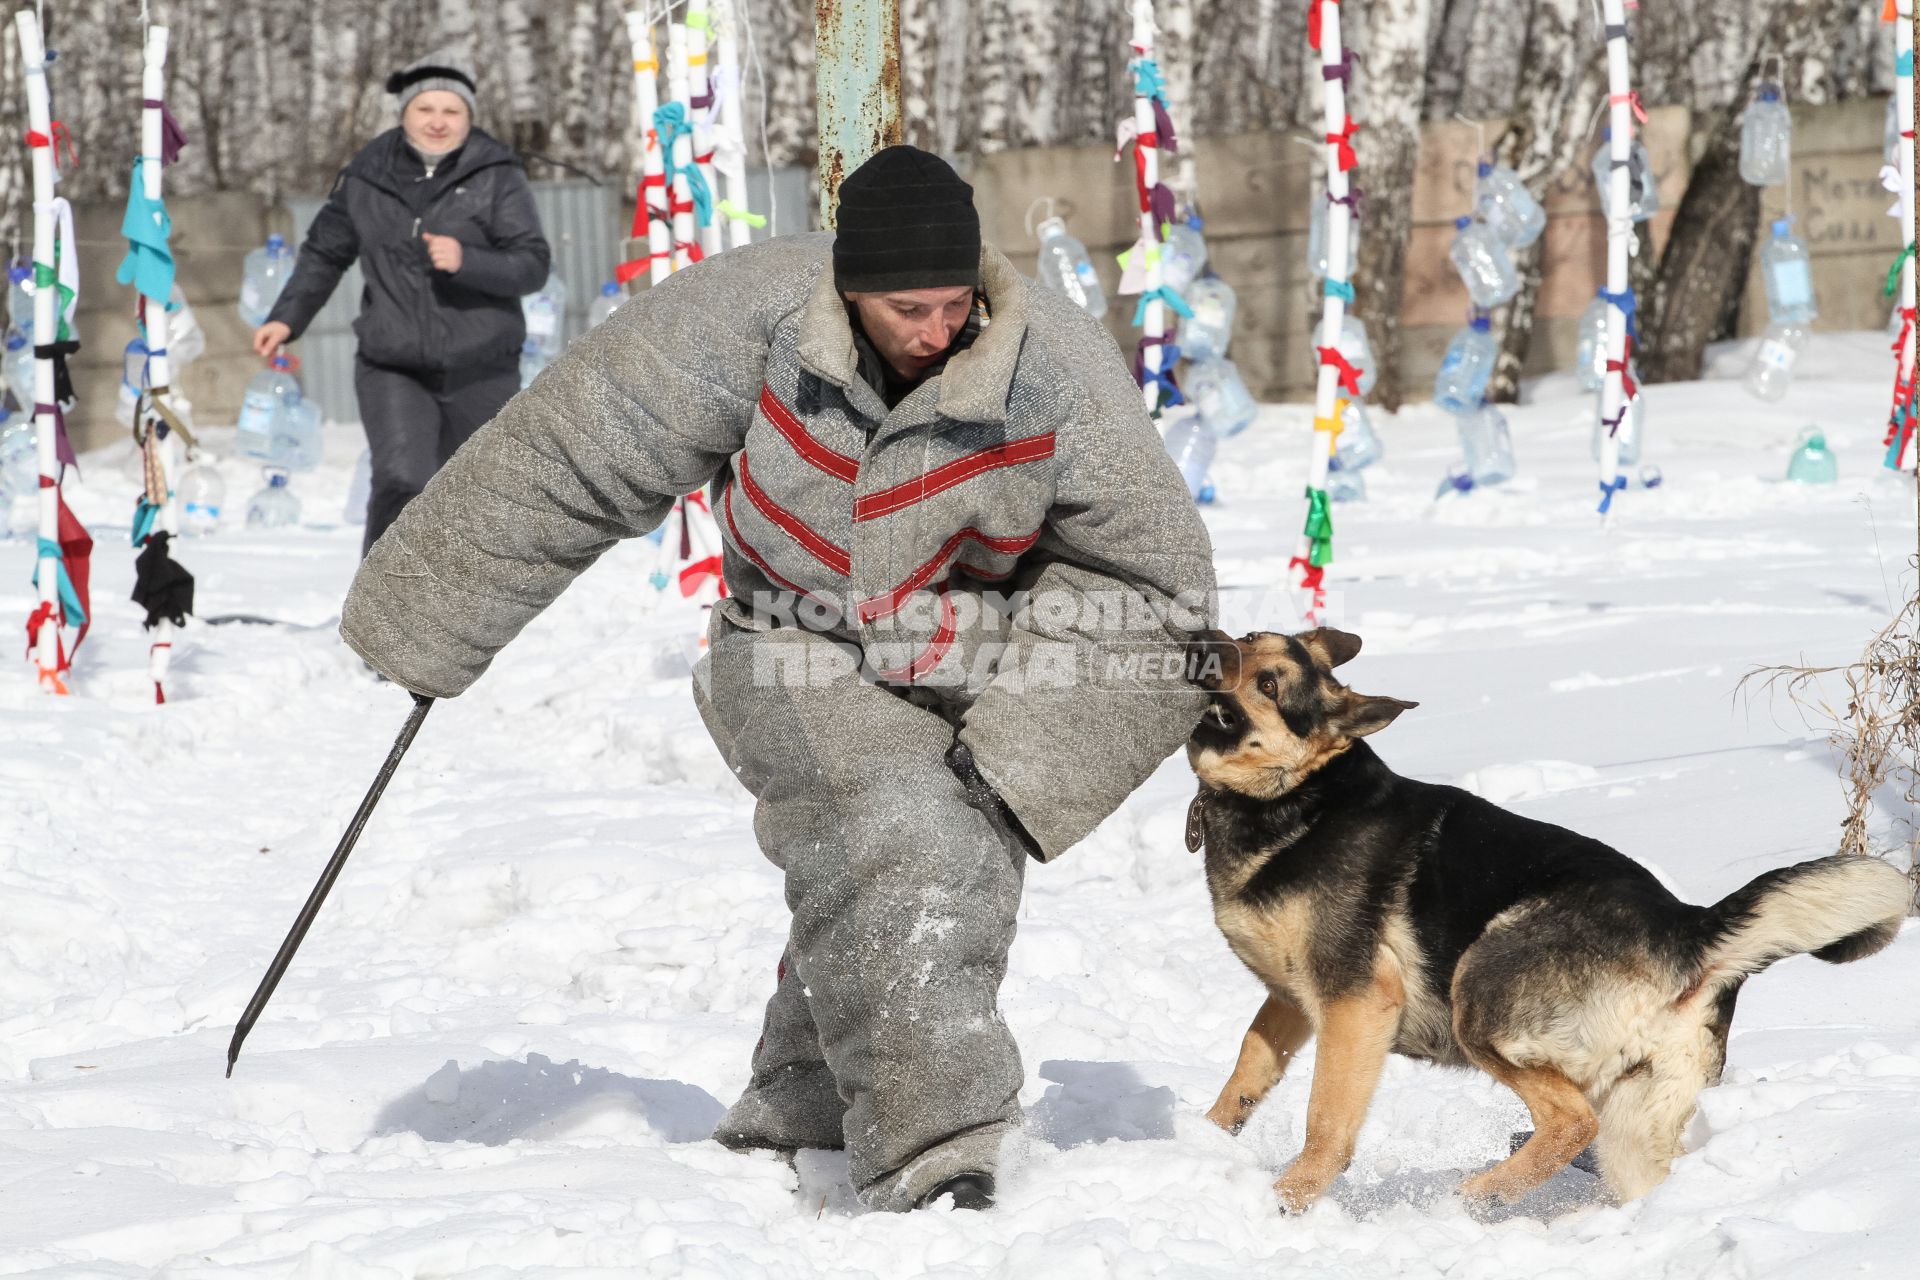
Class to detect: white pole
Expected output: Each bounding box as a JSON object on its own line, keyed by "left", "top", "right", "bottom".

{"left": 664, "top": 21, "right": 699, "bottom": 272}
{"left": 712, "top": 0, "right": 754, "bottom": 250}
{"left": 1288, "top": 0, "right": 1351, "bottom": 618}
{"left": 16, "top": 8, "right": 61, "bottom": 689}
{"left": 624, "top": 10, "right": 673, "bottom": 286}
{"left": 1893, "top": 3, "right": 1916, "bottom": 469}
{"left": 1130, "top": 0, "right": 1164, "bottom": 418}
{"left": 686, "top": 0, "right": 722, "bottom": 259}
{"left": 1596, "top": 0, "right": 1635, "bottom": 513}
{"left": 142, "top": 23, "right": 179, "bottom": 698}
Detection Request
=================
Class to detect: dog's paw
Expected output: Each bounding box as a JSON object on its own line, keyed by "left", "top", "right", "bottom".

{"left": 1205, "top": 1097, "right": 1253, "bottom": 1135}
{"left": 1272, "top": 1167, "right": 1328, "bottom": 1215}
{"left": 1457, "top": 1168, "right": 1525, "bottom": 1207}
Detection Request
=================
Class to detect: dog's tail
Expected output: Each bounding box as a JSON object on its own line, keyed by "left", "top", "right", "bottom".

{"left": 1691, "top": 855, "right": 1909, "bottom": 999}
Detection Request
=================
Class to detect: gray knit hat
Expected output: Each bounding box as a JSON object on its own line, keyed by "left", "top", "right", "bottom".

{"left": 386, "top": 50, "right": 478, "bottom": 116}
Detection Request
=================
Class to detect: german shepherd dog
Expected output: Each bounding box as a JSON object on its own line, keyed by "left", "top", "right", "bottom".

{"left": 1184, "top": 628, "right": 1910, "bottom": 1212}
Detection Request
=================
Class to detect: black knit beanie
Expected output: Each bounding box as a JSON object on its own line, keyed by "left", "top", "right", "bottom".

{"left": 833, "top": 146, "right": 981, "bottom": 293}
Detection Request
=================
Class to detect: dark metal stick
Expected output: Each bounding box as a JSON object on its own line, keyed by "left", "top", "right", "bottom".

{"left": 227, "top": 693, "right": 434, "bottom": 1077}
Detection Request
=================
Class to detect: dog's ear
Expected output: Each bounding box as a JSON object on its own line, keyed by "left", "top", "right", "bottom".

{"left": 1298, "top": 627, "right": 1363, "bottom": 669}
{"left": 1334, "top": 692, "right": 1417, "bottom": 739}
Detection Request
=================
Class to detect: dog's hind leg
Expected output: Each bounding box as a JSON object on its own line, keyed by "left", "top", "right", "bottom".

{"left": 1458, "top": 1059, "right": 1597, "bottom": 1206}
{"left": 1273, "top": 954, "right": 1405, "bottom": 1213}
{"left": 1206, "top": 994, "right": 1314, "bottom": 1134}
{"left": 1593, "top": 1021, "right": 1718, "bottom": 1200}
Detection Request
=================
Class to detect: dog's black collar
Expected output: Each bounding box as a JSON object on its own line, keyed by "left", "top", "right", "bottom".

{"left": 386, "top": 65, "right": 478, "bottom": 97}
{"left": 1186, "top": 788, "right": 1215, "bottom": 853}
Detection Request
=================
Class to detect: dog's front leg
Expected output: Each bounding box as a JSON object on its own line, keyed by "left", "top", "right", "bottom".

{"left": 1207, "top": 993, "right": 1315, "bottom": 1134}
{"left": 1274, "top": 953, "right": 1404, "bottom": 1213}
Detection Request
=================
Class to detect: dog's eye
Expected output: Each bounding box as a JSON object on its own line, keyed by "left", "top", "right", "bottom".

{"left": 1258, "top": 674, "right": 1278, "bottom": 699}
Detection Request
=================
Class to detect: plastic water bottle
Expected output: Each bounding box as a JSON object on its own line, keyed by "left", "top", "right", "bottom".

{"left": 1179, "top": 277, "right": 1237, "bottom": 363}
{"left": 1592, "top": 384, "right": 1646, "bottom": 467}
{"left": 238, "top": 233, "right": 296, "bottom": 327}
{"left": 7, "top": 261, "right": 31, "bottom": 334}
{"left": 1326, "top": 458, "right": 1367, "bottom": 503}
{"left": 344, "top": 447, "right": 372, "bottom": 525}
{"left": 4, "top": 330, "right": 33, "bottom": 411}
{"left": 165, "top": 286, "right": 207, "bottom": 370}
{"left": 588, "top": 281, "right": 623, "bottom": 330}
{"left": 1449, "top": 217, "right": 1520, "bottom": 309}
{"left": 1475, "top": 162, "right": 1545, "bottom": 248}
{"left": 1187, "top": 356, "right": 1259, "bottom": 438}
{"left": 1575, "top": 296, "right": 1613, "bottom": 392}
{"left": 245, "top": 469, "right": 300, "bottom": 528}
{"left": 1433, "top": 316, "right": 1498, "bottom": 414}
{"left": 1785, "top": 427, "right": 1837, "bottom": 484}
{"left": 1590, "top": 131, "right": 1659, "bottom": 223}
{"left": 270, "top": 394, "right": 323, "bottom": 472}
{"left": 1740, "top": 84, "right": 1792, "bottom": 187}
{"left": 1744, "top": 324, "right": 1806, "bottom": 401}
{"left": 1333, "top": 398, "right": 1383, "bottom": 471}
{"left": 178, "top": 464, "right": 225, "bottom": 535}
{"left": 1160, "top": 221, "right": 1209, "bottom": 293}
{"left": 1456, "top": 403, "right": 1516, "bottom": 486}
{"left": 522, "top": 272, "right": 568, "bottom": 357}
{"left": 1308, "top": 196, "right": 1358, "bottom": 283}
{"left": 1334, "top": 315, "right": 1378, "bottom": 397}
{"left": 1160, "top": 409, "right": 1217, "bottom": 500}
{"left": 116, "top": 338, "right": 149, "bottom": 429}
{"left": 1760, "top": 218, "right": 1817, "bottom": 326}
{"left": 1033, "top": 216, "right": 1107, "bottom": 319}
{"left": 237, "top": 353, "right": 301, "bottom": 459}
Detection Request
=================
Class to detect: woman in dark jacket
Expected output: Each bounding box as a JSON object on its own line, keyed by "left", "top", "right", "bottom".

{"left": 252, "top": 52, "right": 551, "bottom": 552}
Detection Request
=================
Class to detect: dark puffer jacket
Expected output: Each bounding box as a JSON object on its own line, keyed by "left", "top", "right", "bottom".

{"left": 268, "top": 127, "right": 550, "bottom": 373}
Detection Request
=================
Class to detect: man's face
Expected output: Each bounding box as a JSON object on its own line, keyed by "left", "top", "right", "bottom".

{"left": 844, "top": 285, "right": 975, "bottom": 381}
{"left": 403, "top": 91, "right": 472, "bottom": 155}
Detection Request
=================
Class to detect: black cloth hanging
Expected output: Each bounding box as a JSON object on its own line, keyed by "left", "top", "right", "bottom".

{"left": 131, "top": 531, "right": 194, "bottom": 628}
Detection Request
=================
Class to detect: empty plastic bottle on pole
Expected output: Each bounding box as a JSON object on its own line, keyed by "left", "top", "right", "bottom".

{"left": 1575, "top": 296, "right": 1612, "bottom": 391}
{"left": 1475, "top": 162, "right": 1545, "bottom": 248}
{"left": 1786, "top": 427, "right": 1837, "bottom": 484}
{"left": 1449, "top": 217, "right": 1520, "bottom": 309}
{"left": 237, "top": 354, "right": 302, "bottom": 460}
{"left": 1592, "top": 383, "right": 1645, "bottom": 467}
{"left": 7, "top": 261, "right": 32, "bottom": 332}
{"left": 1456, "top": 402, "right": 1516, "bottom": 486}
{"left": 177, "top": 465, "right": 225, "bottom": 535}
{"left": 245, "top": 470, "right": 301, "bottom": 529}
{"left": 115, "top": 338, "right": 149, "bottom": 428}
{"left": 1179, "top": 278, "right": 1238, "bottom": 362}
{"left": 1335, "top": 315, "right": 1378, "bottom": 397}
{"left": 1590, "top": 131, "right": 1660, "bottom": 223}
{"left": 1308, "top": 196, "right": 1357, "bottom": 283}
{"left": 4, "top": 331, "right": 33, "bottom": 409}
{"left": 238, "top": 234, "right": 296, "bottom": 326}
{"left": 1760, "top": 218, "right": 1817, "bottom": 326}
{"left": 588, "top": 281, "right": 623, "bottom": 330}
{"left": 1187, "top": 356, "right": 1258, "bottom": 438}
{"left": 1033, "top": 215, "right": 1107, "bottom": 318}
{"left": 1159, "top": 221, "right": 1209, "bottom": 293}
{"left": 1745, "top": 324, "right": 1807, "bottom": 401}
{"left": 1333, "top": 399, "right": 1383, "bottom": 471}
{"left": 1433, "top": 316, "right": 1498, "bottom": 414}
{"left": 522, "top": 272, "right": 568, "bottom": 358}
{"left": 1739, "top": 84, "right": 1792, "bottom": 187}
{"left": 1325, "top": 458, "right": 1367, "bottom": 503}
{"left": 1160, "top": 409, "right": 1218, "bottom": 499}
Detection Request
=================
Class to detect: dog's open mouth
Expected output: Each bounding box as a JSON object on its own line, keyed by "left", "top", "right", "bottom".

{"left": 1195, "top": 698, "right": 1243, "bottom": 741}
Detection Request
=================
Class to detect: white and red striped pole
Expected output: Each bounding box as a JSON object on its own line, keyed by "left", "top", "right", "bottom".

{"left": 1288, "top": 0, "right": 1354, "bottom": 621}
{"left": 1594, "top": 0, "right": 1637, "bottom": 516}
{"left": 140, "top": 23, "right": 180, "bottom": 701}
{"left": 1128, "top": 0, "right": 1166, "bottom": 419}
{"left": 624, "top": 9, "right": 673, "bottom": 286}
{"left": 686, "top": 0, "right": 723, "bottom": 259}
{"left": 664, "top": 20, "right": 700, "bottom": 272}
{"left": 17, "top": 9, "right": 62, "bottom": 691}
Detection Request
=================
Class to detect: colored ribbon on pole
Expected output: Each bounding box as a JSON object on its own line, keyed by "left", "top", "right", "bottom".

{"left": 1596, "top": 474, "right": 1628, "bottom": 515}
{"left": 1123, "top": 0, "right": 1175, "bottom": 419}
{"left": 1301, "top": 487, "right": 1333, "bottom": 568}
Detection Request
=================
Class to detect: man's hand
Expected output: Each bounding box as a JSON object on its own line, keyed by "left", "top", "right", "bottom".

{"left": 422, "top": 232, "right": 464, "bottom": 274}
{"left": 251, "top": 321, "right": 292, "bottom": 359}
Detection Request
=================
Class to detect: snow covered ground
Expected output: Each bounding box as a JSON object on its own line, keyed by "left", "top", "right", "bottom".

{"left": 2, "top": 332, "right": 1917, "bottom": 1277}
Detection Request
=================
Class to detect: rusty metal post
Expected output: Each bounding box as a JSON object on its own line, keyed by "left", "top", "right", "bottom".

{"left": 815, "top": 0, "right": 903, "bottom": 227}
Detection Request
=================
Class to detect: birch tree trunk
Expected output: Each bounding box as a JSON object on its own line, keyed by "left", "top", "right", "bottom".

{"left": 1349, "top": 0, "right": 1436, "bottom": 411}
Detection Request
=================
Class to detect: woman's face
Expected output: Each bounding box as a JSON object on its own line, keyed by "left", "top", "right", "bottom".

{"left": 402, "top": 90, "right": 472, "bottom": 154}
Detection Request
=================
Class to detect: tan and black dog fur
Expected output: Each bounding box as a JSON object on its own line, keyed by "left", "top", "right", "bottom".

{"left": 1184, "top": 627, "right": 1910, "bottom": 1212}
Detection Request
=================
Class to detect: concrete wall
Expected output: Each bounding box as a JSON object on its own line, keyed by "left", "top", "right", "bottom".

{"left": 56, "top": 98, "right": 1895, "bottom": 452}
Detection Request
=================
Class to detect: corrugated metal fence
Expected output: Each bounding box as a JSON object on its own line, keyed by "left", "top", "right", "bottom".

{"left": 286, "top": 166, "right": 810, "bottom": 424}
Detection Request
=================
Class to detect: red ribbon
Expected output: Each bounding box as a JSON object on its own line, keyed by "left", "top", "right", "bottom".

{"left": 1326, "top": 118, "right": 1359, "bottom": 172}
{"left": 679, "top": 555, "right": 724, "bottom": 597}
{"left": 1132, "top": 145, "right": 1150, "bottom": 210}
{"left": 1316, "top": 345, "right": 1362, "bottom": 396}
{"left": 24, "top": 120, "right": 76, "bottom": 168}
{"left": 1609, "top": 91, "right": 1648, "bottom": 124}
{"left": 25, "top": 601, "right": 54, "bottom": 659}
{"left": 1894, "top": 307, "right": 1916, "bottom": 365}
{"left": 1607, "top": 335, "right": 1638, "bottom": 401}
{"left": 678, "top": 240, "right": 705, "bottom": 264}
{"left": 1307, "top": 0, "right": 1339, "bottom": 53}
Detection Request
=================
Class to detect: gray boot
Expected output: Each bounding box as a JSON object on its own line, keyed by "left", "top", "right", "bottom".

{"left": 715, "top": 949, "right": 847, "bottom": 1154}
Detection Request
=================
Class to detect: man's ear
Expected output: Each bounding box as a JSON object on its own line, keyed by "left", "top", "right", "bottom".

{"left": 1336, "top": 692, "right": 1418, "bottom": 739}
{"left": 1298, "top": 627, "right": 1363, "bottom": 669}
